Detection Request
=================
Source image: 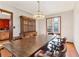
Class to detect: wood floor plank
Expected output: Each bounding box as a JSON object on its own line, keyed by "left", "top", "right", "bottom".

{"left": 66, "top": 43, "right": 79, "bottom": 57}
{"left": 0, "top": 40, "right": 79, "bottom": 57}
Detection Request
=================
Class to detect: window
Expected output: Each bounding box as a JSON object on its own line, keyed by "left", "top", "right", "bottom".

{"left": 46, "top": 16, "right": 61, "bottom": 34}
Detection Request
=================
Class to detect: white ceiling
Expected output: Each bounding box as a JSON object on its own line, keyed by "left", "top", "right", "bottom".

{"left": 0, "top": 1, "right": 77, "bottom": 16}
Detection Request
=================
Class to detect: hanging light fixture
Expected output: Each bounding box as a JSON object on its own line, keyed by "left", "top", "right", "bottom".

{"left": 33, "top": 1, "right": 45, "bottom": 20}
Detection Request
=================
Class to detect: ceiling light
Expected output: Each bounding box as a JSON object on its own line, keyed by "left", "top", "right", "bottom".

{"left": 33, "top": 1, "right": 45, "bottom": 20}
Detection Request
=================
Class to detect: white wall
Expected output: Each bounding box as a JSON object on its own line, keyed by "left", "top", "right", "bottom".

{"left": 0, "top": 3, "right": 74, "bottom": 43}
{"left": 36, "top": 19, "right": 46, "bottom": 35}
{"left": 73, "top": 3, "right": 79, "bottom": 54}
{"left": 0, "top": 3, "right": 32, "bottom": 37}
{"left": 48, "top": 11, "right": 74, "bottom": 42}
{"left": 36, "top": 11, "right": 73, "bottom": 42}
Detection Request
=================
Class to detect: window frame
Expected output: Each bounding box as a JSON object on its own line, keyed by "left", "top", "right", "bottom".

{"left": 46, "top": 16, "right": 61, "bottom": 35}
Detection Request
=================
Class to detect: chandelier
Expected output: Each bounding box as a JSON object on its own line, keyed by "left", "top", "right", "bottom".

{"left": 33, "top": 1, "right": 45, "bottom": 20}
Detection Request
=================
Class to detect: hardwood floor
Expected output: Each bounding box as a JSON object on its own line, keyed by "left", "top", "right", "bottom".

{"left": 0, "top": 40, "right": 12, "bottom": 57}
{"left": 1, "top": 48, "right": 12, "bottom": 57}
{"left": 0, "top": 40, "right": 9, "bottom": 45}
{"left": 0, "top": 41, "right": 79, "bottom": 57}
{"left": 66, "top": 42, "right": 79, "bottom": 57}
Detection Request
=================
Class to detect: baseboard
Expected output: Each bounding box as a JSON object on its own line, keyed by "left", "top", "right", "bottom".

{"left": 0, "top": 39, "right": 9, "bottom": 41}
{"left": 13, "top": 36, "right": 22, "bottom": 41}
{"left": 66, "top": 41, "right": 73, "bottom": 44}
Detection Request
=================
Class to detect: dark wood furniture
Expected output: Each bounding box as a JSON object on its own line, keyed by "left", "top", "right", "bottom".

{"left": 3, "top": 35, "right": 67, "bottom": 57}
{"left": 0, "top": 31, "right": 9, "bottom": 40}
{"left": 20, "top": 16, "right": 36, "bottom": 37}
{"left": 34, "top": 37, "right": 67, "bottom": 57}
{"left": 3, "top": 35, "right": 51, "bottom": 57}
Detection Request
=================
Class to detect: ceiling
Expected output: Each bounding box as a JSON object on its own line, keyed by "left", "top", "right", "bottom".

{"left": 0, "top": 1, "right": 77, "bottom": 16}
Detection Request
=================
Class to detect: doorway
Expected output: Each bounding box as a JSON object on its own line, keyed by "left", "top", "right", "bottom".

{"left": 0, "top": 8, "right": 13, "bottom": 41}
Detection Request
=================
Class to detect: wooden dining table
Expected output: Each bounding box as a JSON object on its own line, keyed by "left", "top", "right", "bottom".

{"left": 3, "top": 35, "right": 52, "bottom": 57}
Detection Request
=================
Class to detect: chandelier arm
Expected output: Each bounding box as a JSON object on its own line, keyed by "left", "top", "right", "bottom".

{"left": 37, "top": 1, "right": 40, "bottom": 15}
{"left": 33, "top": 1, "right": 45, "bottom": 19}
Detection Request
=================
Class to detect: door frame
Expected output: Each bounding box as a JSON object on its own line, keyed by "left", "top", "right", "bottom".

{"left": 0, "top": 8, "right": 13, "bottom": 41}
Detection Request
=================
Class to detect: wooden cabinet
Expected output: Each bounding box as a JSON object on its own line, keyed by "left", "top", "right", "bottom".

{"left": 20, "top": 16, "right": 36, "bottom": 37}
{"left": 0, "top": 31, "right": 9, "bottom": 40}
{"left": 0, "top": 19, "right": 10, "bottom": 40}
